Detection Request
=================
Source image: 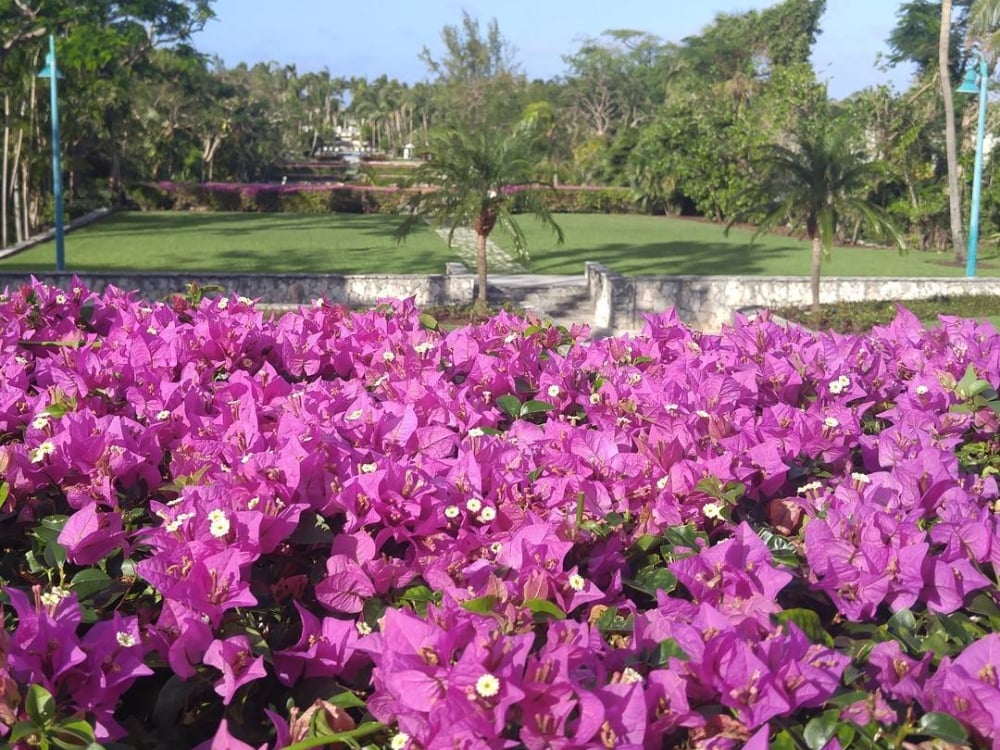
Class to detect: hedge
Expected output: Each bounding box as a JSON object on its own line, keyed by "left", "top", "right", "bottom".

{"left": 127, "top": 182, "right": 644, "bottom": 215}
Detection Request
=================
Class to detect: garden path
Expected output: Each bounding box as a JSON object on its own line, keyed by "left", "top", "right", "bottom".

{"left": 433, "top": 225, "right": 526, "bottom": 273}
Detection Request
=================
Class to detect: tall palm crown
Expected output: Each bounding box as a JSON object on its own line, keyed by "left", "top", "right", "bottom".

{"left": 736, "top": 123, "right": 904, "bottom": 314}
{"left": 395, "top": 125, "right": 563, "bottom": 312}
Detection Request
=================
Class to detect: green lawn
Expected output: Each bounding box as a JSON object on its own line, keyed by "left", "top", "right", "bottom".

{"left": 511, "top": 214, "right": 1000, "bottom": 277}
{"left": 5, "top": 210, "right": 1000, "bottom": 278}
{"left": 2, "top": 212, "right": 451, "bottom": 274}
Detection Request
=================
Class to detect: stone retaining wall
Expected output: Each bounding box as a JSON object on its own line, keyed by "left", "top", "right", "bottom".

{"left": 2, "top": 263, "right": 996, "bottom": 332}
{"left": 0, "top": 270, "right": 475, "bottom": 308}
{"left": 585, "top": 262, "right": 1000, "bottom": 333}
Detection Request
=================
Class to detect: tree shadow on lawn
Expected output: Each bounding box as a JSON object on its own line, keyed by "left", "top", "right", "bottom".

{"left": 527, "top": 240, "right": 804, "bottom": 276}
{"left": 207, "top": 245, "right": 446, "bottom": 275}
{"left": 90, "top": 212, "right": 405, "bottom": 239}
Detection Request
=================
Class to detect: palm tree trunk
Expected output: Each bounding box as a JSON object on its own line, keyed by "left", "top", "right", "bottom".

{"left": 475, "top": 231, "right": 489, "bottom": 313}
{"left": 810, "top": 236, "right": 823, "bottom": 316}
{"left": 2, "top": 94, "right": 9, "bottom": 249}
{"left": 941, "top": 0, "right": 966, "bottom": 261}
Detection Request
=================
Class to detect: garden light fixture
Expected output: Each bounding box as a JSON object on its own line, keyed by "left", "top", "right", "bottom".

{"left": 957, "top": 46, "right": 988, "bottom": 278}
{"left": 37, "top": 34, "right": 65, "bottom": 272}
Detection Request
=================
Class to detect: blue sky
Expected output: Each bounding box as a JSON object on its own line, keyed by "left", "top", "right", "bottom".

{"left": 191, "top": 0, "right": 914, "bottom": 100}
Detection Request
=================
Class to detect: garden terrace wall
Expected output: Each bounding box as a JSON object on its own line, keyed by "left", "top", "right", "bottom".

{"left": 2, "top": 266, "right": 997, "bottom": 331}
{"left": 585, "top": 262, "right": 1000, "bottom": 333}
{"left": 0, "top": 270, "right": 475, "bottom": 308}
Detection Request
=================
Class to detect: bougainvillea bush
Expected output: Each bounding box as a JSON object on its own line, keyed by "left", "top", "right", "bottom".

{"left": 1, "top": 279, "right": 999, "bottom": 750}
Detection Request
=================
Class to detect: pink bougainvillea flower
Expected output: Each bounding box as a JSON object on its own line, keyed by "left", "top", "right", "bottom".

{"left": 272, "top": 601, "right": 360, "bottom": 685}
{"left": 203, "top": 634, "right": 267, "bottom": 705}
{"left": 57, "top": 501, "right": 129, "bottom": 565}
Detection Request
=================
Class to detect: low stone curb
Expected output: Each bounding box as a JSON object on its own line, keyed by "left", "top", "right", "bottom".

{"left": 0, "top": 207, "right": 116, "bottom": 261}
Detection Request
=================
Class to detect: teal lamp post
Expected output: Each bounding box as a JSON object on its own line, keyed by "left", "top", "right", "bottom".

{"left": 957, "top": 46, "right": 989, "bottom": 278}
{"left": 37, "top": 34, "right": 65, "bottom": 272}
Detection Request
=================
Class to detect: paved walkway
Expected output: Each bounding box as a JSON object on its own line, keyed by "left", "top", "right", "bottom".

{"left": 434, "top": 225, "right": 527, "bottom": 273}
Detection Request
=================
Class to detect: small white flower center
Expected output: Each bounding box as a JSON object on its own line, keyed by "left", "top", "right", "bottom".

{"left": 702, "top": 502, "right": 724, "bottom": 520}
{"left": 208, "top": 510, "right": 230, "bottom": 538}
{"left": 475, "top": 673, "right": 501, "bottom": 698}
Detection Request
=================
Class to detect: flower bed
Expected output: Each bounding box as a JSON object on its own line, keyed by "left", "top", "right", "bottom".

{"left": 1, "top": 281, "right": 999, "bottom": 749}
{"left": 128, "top": 181, "right": 639, "bottom": 216}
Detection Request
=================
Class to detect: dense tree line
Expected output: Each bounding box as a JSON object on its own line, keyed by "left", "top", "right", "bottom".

{"left": 3, "top": 0, "right": 1000, "bottom": 256}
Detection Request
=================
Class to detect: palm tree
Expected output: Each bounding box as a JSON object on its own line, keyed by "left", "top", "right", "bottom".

{"left": 395, "top": 124, "right": 563, "bottom": 313}
{"left": 941, "top": 0, "right": 967, "bottom": 262}
{"left": 731, "top": 121, "right": 904, "bottom": 316}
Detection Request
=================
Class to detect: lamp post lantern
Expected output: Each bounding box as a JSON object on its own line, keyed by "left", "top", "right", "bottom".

{"left": 957, "top": 47, "right": 989, "bottom": 278}
{"left": 37, "top": 33, "right": 65, "bottom": 272}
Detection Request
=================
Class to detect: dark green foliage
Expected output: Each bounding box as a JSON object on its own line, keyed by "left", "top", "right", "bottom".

{"left": 886, "top": 0, "right": 971, "bottom": 78}
{"left": 774, "top": 294, "right": 1000, "bottom": 332}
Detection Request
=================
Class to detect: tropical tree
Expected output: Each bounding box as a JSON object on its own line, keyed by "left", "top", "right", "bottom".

{"left": 941, "top": 0, "right": 967, "bottom": 260}
{"left": 394, "top": 122, "right": 563, "bottom": 313}
{"left": 730, "top": 120, "right": 904, "bottom": 315}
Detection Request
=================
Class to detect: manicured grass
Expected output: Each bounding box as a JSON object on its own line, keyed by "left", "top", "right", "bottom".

{"left": 5, "top": 210, "right": 1000, "bottom": 278}
{"left": 510, "top": 214, "right": 1000, "bottom": 277}
{"left": 2, "top": 212, "right": 451, "bottom": 274}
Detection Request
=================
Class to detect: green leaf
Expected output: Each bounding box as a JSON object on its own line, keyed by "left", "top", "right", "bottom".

{"left": 630, "top": 534, "right": 664, "bottom": 556}
{"left": 524, "top": 598, "right": 566, "bottom": 621}
{"left": 361, "top": 597, "right": 387, "bottom": 627}
{"left": 461, "top": 595, "right": 499, "bottom": 614}
{"left": 9, "top": 721, "right": 41, "bottom": 744}
{"left": 496, "top": 394, "right": 521, "bottom": 418}
{"left": 325, "top": 691, "right": 367, "bottom": 710}
{"left": 773, "top": 609, "right": 834, "bottom": 647}
{"left": 400, "top": 584, "right": 437, "bottom": 616}
{"left": 595, "top": 606, "right": 633, "bottom": 634}
{"left": 825, "top": 690, "right": 872, "bottom": 708}
{"left": 418, "top": 312, "right": 439, "bottom": 331}
{"left": 662, "top": 524, "right": 702, "bottom": 551}
{"left": 50, "top": 718, "right": 97, "bottom": 748}
{"left": 835, "top": 722, "right": 857, "bottom": 747}
{"left": 604, "top": 511, "right": 627, "bottom": 527}
{"left": 644, "top": 638, "right": 689, "bottom": 667}
{"left": 967, "top": 592, "right": 1000, "bottom": 618}
{"left": 279, "top": 720, "right": 385, "bottom": 750}
{"left": 519, "top": 400, "right": 555, "bottom": 416}
{"left": 916, "top": 712, "right": 968, "bottom": 744}
{"left": 758, "top": 529, "right": 800, "bottom": 565}
{"left": 935, "top": 612, "right": 981, "bottom": 645}
{"left": 770, "top": 730, "right": 797, "bottom": 750}
{"left": 955, "top": 364, "right": 991, "bottom": 399}
{"left": 70, "top": 569, "right": 112, "bottom": 601}
{"left": 78, "top": 300, "right": 95, "bottom": 326}
{"left": 803, "top": 709, "right": 840, "bottom": 750}
{"left": 887, "top": 608, "right": 916, "bottom": 634}
{"left": 627, "top": 566, "right": 677, "bottom": 596}
{"left": 26, "top": 684, "right": 56, "bottom": 726}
